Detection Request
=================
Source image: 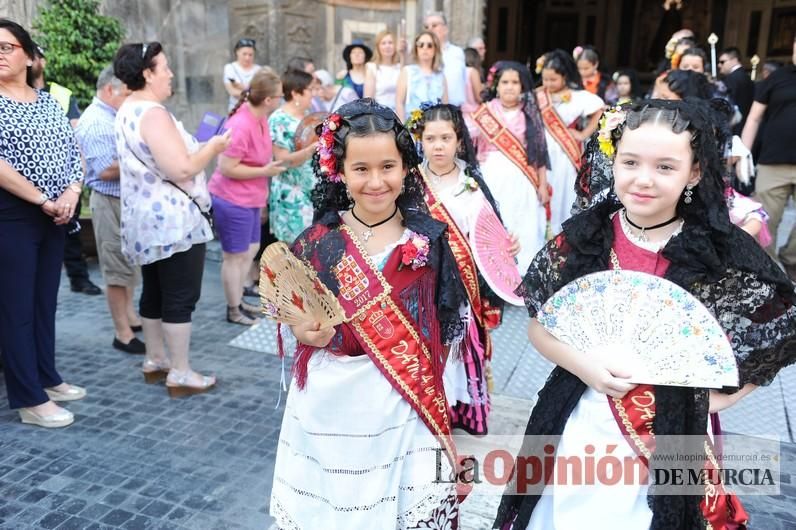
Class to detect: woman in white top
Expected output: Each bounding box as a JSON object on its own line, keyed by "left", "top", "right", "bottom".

{"left": 223, "top": 38, "right": 262, "bottom": 111}
{"left": 114, "top": 42, "right": 230, "bottom": 396}
{"left": 364, "top": 30, "right": 403, "bottom": 111}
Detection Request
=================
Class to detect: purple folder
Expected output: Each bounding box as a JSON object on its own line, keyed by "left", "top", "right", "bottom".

{"left": 195, "top": 112, "right": 226, "bottom": 142}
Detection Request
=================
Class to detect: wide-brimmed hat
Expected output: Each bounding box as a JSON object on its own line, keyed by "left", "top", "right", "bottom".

{"left": 342, "top": 39, "right": 373, "bottom": 64}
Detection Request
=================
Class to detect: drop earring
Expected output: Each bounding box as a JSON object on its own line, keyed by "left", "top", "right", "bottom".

{"left": 345, "top": 187, "right": 352, "bottom": 201}
{"left": 683, "top": 185, "right": 694, "bottom": 204}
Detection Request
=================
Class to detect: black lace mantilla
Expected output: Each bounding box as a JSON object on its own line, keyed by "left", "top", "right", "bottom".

{"left": 291, "top": 209, "right": 468, "bottom": 345}
{"left": 495, "top": 199, "right": 796, "bottom": 529}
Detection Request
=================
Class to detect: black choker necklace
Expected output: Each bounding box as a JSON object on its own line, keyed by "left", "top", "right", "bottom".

{"left": 623, "top": 210, "right": 679, "bottom": 238}
{"left": 350, "top": 205, "right": 398, "bottom": 242}
{"left": 427, "top": 164, "right": 457, "bottom": 184}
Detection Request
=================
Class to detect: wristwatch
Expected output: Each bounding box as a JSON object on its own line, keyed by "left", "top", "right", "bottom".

{"left": 37, "top": 192, "right": 49, "bottom": 206}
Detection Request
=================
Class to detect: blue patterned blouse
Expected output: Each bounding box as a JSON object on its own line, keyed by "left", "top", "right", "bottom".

{"left": 0, "top": 90, "right": 83, "bottom": 200}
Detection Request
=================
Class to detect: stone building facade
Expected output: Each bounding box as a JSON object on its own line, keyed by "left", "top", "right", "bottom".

{"left": 3, "top": 0, "right": 486, "bottom": 130}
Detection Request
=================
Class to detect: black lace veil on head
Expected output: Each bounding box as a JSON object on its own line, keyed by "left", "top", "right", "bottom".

{"left": 540, "top": 49, "right": 584, "bottom": 90}
{"left": 482, "top": 61, "right": 549, "bottom": 169}
{"left": 574, "top": 98, "right": 730, "bottom": 231}
{"left": 311, "top": 98, "right": 427, "bottom": 221}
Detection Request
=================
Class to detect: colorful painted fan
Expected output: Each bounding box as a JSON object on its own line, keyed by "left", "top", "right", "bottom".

{"left": 537, "top": 270, "right": 738, "bottom": 388}
{"left": 259, "top": 242, "right": 347, "bottom": 327}
{"left": 469, "top": 198, "right": 524, "bottom": 306}
{"left": 294, "top": 111, "right": 329, "bottom": 150}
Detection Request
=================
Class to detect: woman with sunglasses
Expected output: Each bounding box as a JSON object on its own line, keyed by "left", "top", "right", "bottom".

{"left": 395, "top": 30, "right": 448, "bottom": 122}
{"left": 223, "top": 38, "right": 261, "bottom": 111}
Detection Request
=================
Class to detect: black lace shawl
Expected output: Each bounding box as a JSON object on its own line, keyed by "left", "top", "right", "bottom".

{"left": 493, "top": 198, "right": 796, "bottom": 529}
{"left": 291, "top": 209, "right": 468, "bottom": 345}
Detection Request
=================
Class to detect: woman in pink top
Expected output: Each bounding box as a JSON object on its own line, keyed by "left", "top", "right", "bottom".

{"left": 209, "top": 69, "right": 285, "bottom": 325}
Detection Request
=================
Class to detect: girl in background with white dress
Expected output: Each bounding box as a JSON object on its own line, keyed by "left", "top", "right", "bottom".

{"left": 538, "top": 49, "right": 604, "bottom": 235}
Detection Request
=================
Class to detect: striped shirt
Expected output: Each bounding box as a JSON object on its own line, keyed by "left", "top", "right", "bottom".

{"left": 75, "top": 97, "right": 120, "bottom": 197}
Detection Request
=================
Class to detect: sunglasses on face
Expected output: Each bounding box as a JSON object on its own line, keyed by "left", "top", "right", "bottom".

{"left": 416, "top": 41, "right": 435, "bottom": 49}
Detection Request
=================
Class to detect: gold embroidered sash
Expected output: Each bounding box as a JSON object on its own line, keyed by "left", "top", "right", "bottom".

{"left": 535, "top": 88, "right": 583, "bottom": 170}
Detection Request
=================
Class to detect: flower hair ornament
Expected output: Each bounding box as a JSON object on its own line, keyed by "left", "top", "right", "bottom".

{"left": 572, "top": 45, "right": 584, "bottom": 59}
{"left": 317, "top": 113, "right": 343, "bottom": 182}
{"left": 597, "top": 106, "right": 627, "bottom": 158}
{"left": 486, "top": 63, "right": 499, "bottom": 88}
{"left": 405, "top": 101, "right": 437, "bottom": 140}
{"left": 665, "top": 36, "right": 679, "bottom": 59}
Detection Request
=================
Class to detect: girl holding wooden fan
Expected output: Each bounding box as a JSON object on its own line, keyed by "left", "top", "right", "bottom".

{"left": 493, "top": 99, "right": 796, "bottom": 529}
{"left": 406, "top": 102, "right": 519, "bottom": 435}
{"left": 267, "top": 98, "right": 469, "bottom": 529}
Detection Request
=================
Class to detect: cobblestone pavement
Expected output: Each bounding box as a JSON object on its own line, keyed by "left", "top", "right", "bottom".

{"left": 0, "top": 204, "right": 794, "bottom": 529}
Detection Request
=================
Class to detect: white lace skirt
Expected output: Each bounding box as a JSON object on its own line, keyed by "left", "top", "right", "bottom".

{"left": 270, "top": 350, "right": 456, "bottom": 529}
{"left": 526, "top": 388, "right": 653, "bottom": 530}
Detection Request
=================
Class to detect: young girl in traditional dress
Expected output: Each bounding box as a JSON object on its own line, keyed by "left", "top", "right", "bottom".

{"left": 493, "top": 98, "right": 796, "bottom": 529}
{"left": 538, "top": 49, "right": 604, "bottom": 235}
{"left": 269, "top": 99, "right": 467, "bottom": 529}
{"left": 471, "top": 61, "right": 549, "bottom": 274}
{"left": 407, "top": 102, "right": 516, "bottom": 434}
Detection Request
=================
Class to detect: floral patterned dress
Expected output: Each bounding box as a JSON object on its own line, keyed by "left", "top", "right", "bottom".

{"left": 268, "top": 108, "right": 316, "bottom": 243}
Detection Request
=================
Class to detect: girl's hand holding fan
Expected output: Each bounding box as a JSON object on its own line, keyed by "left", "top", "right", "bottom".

{"left": 291, "top": 321, "right": 336, "bottom": 348}
{"left": 537, "top": 270, "right": 739, "bottom": 389}
{"left": 258, "top": 242, "right": 347, "bottom": 328}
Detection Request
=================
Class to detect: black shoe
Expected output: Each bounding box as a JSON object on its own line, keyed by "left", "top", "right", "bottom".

{"left": 112, "top": 337, "right": 146, "bottom": 354}
{"left": 242, "top": 284, "right": 259, "bottom": 298}
{"left": 71, "top": 280, "right": 102, "bottom": 295}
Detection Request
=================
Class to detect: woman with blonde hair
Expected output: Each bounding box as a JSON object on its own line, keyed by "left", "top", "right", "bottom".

{"left": 395, "top": 30, "right": 448, "bottom": 121}
{"left": 209, "top": 69, "right": 285, "bottom": 325}
{"left": 364, "top": 30, "right": 403, "bottom": 111}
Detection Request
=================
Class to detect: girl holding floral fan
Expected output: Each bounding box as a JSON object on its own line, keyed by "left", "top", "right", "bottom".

{"left": 493, "top": 98, "right": 796, "bottom": 529}
{"left": 407, "top": 102, "right": 517, "bottom": 435}
{"left": 269, "top": 99, "right": 469, "bottom": 529}
{"left": 471, "top": 61, "right": 550, "bottom": 274}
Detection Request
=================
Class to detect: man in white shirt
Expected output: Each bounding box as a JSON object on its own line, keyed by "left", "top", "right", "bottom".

{"left": 424, "top": 12, "right": 467, "bottom": 106}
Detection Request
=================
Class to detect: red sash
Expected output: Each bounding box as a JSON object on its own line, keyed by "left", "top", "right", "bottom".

{"left": 419, "top": 167, "right": 500, "bottom": 339}
{"left": 333, "top": 225, "right": 458, "bottom": 467}
{"left": 608, "top": 386, "right": 749, "bottom": 529}
{"left": 535, "top": 88, "right": 583, "bottom": 171}
{"left": 471, "top": 103, "right": 540, "bottom": 191}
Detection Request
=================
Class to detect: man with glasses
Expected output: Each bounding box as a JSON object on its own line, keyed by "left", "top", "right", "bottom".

{"left": 718, "top": 47, "right": 754, "bottom": 135}
{"left": 424, "top": 11, "right": 467, "bottom": 107}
